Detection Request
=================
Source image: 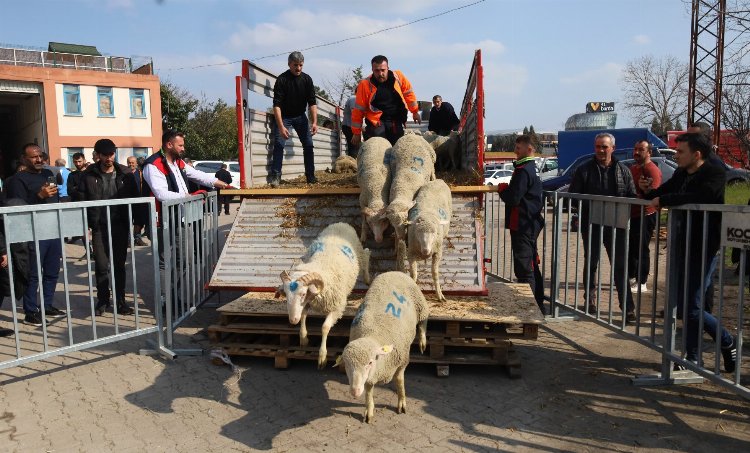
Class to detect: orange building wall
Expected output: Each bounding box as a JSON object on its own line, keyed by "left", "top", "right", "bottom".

{"left": 0, "top": 65, "right": 161, "bottom": 161}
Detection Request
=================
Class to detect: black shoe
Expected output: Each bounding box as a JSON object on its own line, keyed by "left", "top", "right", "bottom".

{"left": 674, "top": 359, "right": 698, "bottom": 371}
{"left": 44, "top": 306, "right": 66, "bottom": 317}
{"left": 95, "top": 300, "right": 110, "bottom": 316}
{"left": 225, "top": 211, "right": 230, "bottom": 215}
{"left": 24, "top": 312, "right": 43, "bottom": 326}
{"left": 270, "top": 175, "right": 281, "bottom": 188}
{"left": 306, "top": 175, "right": 318, "bottom": 184}
{"left": 625, "top": 311, "right": 637, "bottom": 324}
{"left": 723, "top": 337, "right": 738, "bottom": 373}
{"left": 0, "top": 327, "right": 14, "bottom": 337}
{"left": 116, "top": 302, "right": 134, "bottom": 316}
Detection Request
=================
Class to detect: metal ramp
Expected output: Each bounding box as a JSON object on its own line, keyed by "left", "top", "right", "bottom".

{"left": 208, "top": 189, "right": 486, "bottom": 295}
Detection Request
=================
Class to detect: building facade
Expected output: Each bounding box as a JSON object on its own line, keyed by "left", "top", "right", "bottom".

{"left": 0, "top": 43, "right": 160, "bottom": 177}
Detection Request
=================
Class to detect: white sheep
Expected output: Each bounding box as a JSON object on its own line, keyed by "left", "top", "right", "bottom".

{"left": 333, "top": 155, "right": 357, "bottom": 174}
{"left": 357, "top": 137, "right": 393, "bottom": 243}
{"left": 405, "top": 179, "right": 452, "bottom": 301}
{"left": 335, "top": 271, "right": 429, "bottom": 423}
{"left": 432, "top": 131, "right": 462, "bottom": 172}
{"left": 279, "top": 222, "right": 371, "bottom": 369}
{"left": 386, "top": 134, "right": 436, "bottom": 271}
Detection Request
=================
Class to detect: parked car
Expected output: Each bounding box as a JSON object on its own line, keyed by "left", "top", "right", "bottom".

{"left": 484, "top": 169, "right": 513, "bottom": 186}
{"left": 193, "top": 160, "right": 241, "bottom": 185}
{"left": 543, "top": 150, "right": 670, "bottom": 193}
{"left": 537, "top": 157, "right": 559, "bottom": 175}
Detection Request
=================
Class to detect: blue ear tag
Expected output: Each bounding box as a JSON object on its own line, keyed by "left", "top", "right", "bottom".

{"left": 289, "top": 281, "right": 299, "bottom": 292}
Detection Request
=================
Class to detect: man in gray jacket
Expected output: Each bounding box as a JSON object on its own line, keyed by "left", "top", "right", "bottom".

{"left": 568, "top": 133, "right": 637, "bottom": 322}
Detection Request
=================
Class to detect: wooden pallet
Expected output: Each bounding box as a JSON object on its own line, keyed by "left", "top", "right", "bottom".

{"left": 207, "top": 282, "right": 543, "bottom": 377}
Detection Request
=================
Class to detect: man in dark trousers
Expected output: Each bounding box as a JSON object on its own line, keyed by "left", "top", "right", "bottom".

{"left": 428, "top": 95, "right": 460, "bottom": 136}
{"left": 641, "top": 133, "right": 736, "bottom": 373}
{"left": 4, "top": 143, "right": 65, "bottom": 326}
{"left": 568, "top": 133, "right": 637, "bottom": 322}
{"left": 270, "top": 51, "right": 318, "bottom": 188}
{"left": 0, "top": 198, "right": 30, "bottom": 336}
{"left": 215, "top": 163, "right": 233, "bottom": 215}
{"left": 499, "top": 135, "right": 546, "bottom": 315}
{"left": 351, "top": 55, "right": 421, "bottom": 147}
{"left": 628, "top": 140, "right": 662, "bottom": 294}
{"left": 80, "top": 139, "right": 144, "bottom": 316}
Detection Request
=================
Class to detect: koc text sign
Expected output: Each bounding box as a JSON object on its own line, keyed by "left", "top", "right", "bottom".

{"left": 722, "top": 212, "right": 750, "bottom": 249}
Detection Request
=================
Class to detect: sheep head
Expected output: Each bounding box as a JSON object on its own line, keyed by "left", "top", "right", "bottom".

{"left": 362, "top": 205, "right": 389, "bottom": 243}
{"left": 280, "top": 270, "right": 324, "bottom": 324}
{"left": 341, "top": 338, "right": 394, "bottom": 398}
{"left": 386, "top": 199, "right": 415, "bottom": 240}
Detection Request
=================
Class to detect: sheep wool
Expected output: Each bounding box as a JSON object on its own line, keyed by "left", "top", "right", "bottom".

{"left": 280, "top": 222, "right": 371, "bottom": 369}
{"left": 333, "top": 155, "right": 357, "bottom": 174}
{"left": 406, "top": 179, "right": 453, "bottom": 301}
{"left": 386, "top": 134, "right": 436, "bottom": 270}
{"left": 357, "top": 137, "right": 393, "bottom": 243}
{"left": 340, "top": 271, "right": 429, "bottom": 423}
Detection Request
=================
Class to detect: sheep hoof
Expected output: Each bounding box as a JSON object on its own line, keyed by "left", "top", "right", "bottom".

{"left": 397, "top": 400, "right": 406, "bottom": 414}
{"left": 419, "top": 341, "right": 427, "bottom": 354}
{"left": 317, "top": 354, "right": 327, "bottom": 370}
{"left": 364, "top": 410, "right": 373, "bottom": 424}
{"left": 300, "top": 337, "right": 309, "bottom": 347}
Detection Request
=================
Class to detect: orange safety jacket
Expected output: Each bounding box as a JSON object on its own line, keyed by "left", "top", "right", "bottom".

{"left": 351, "top": 70, "right": 419, "bottom": 135}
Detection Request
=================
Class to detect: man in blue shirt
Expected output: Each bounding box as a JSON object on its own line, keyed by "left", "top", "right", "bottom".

{"left": 55, "top": 158, "right": 71, "bottom": 202}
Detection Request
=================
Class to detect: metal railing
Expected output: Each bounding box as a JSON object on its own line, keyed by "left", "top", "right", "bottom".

{"left": 0, "top": 44, "right": 151, "bottom": 73}
{"left": 482, "top": 190, "right": 749, "bottom": 399}
{"left": 156, "top": 192, "right": 221, "bottom": 356}
{"left": 0, "top": 198, "right": 161, "bottom": 370}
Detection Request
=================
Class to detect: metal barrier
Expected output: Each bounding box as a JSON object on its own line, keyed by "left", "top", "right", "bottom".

{"left": 483, "top": 189, "right": 748, "bottom": 398}
{"left": 156, "top": 192, "right": 220, "bottom": 356}
{"left": 0, "top": 198, "right": 161, "bottom": 370}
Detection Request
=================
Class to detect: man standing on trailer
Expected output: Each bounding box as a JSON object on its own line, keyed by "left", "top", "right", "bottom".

{"left": 269, "top": 51, "right": 318, "bottom": 188}
{"left": 350, "top": 55, "right": 421, "bottom": 147}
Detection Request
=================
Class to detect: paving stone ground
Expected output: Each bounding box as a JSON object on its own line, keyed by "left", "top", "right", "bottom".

{"left": 0, "top": 204, "right": 748, "bottom": 452}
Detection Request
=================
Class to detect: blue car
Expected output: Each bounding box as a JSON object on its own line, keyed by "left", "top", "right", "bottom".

{"left": 543, "top": 150, "right": 665, "bottom": 193}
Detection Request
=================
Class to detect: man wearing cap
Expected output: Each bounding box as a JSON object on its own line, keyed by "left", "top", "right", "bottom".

{"left": 79, "top": 139, "right": 145, "bottom": 316}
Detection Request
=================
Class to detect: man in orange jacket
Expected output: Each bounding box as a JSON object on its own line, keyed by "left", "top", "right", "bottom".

{"left": 351, "top": 55, "right": 421, "bottom": 146}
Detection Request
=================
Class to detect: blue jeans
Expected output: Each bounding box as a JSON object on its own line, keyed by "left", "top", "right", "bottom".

{"left": 23, "top": 239, "right": 62, "bottom": 313}
{"left": 271, "top": 114, "right": 315, "bottom": 177}
{"left": 676, "top": 253, "right": 733, "bottom": 360}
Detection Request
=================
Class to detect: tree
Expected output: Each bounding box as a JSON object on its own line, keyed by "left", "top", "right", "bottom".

{"left": 620, "top": 55, "right": 689, "bottom": 133}
{"left": 187, "top": 97, "right": 238, "bottom": 161}
{"left": 324, "top": 66, "right": 365, "bottom": 107}
{"left": 160, "top": 81, "right": 198, "bottom": 133}
{"left": 522, "top": 126, "right": 529, "bottom": 135}
{"left": 721, "top": 68, "right": 750, "bottom": 166}
{"left": 314, "top": 85, "right": 332, "bottom": 102}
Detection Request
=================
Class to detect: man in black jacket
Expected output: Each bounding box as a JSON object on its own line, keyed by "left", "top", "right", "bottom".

{"left": 66, "top": 152, "right": 88, "bottom": 244}
{"left": 270, "top": 51, "right": 318, "bottom": 187}
{"left": 4, "top": 143, "right": 65, "bottom": 326}
{"left": 568, "top": 133, "right": 637, "bottom": 322}
{"left": 641, "top": 133, "right": 736, "bottom": 372}
{"left": 499, "top": 135, "right": 545, "bottom": 314}
{"left": 0, "top": 198, "right": 30, "bottom": 336}
{"left": 428, "top": 95, "right": 460, "bottom": 136}
{"left": 215, "top": 164, "right": 232, "bottom": 215}
{"left": 80, "top": 139, "right": 143, "bottom": 316}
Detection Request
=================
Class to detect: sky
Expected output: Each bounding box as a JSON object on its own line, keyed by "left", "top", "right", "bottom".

{"left": 2, "top": 0, "right": 693, "bottom": 133}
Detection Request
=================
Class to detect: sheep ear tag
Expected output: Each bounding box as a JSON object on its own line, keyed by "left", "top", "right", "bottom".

{"left": 375, "top": 344, "right": 394, "bottom": 357}
{"left": 333, "top": 355, "right": 342, "bottom": 368}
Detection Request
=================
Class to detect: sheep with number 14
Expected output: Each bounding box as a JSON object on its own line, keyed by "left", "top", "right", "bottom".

{"left": 278, "top": 222, "right": 371, "bottom": 369}
{"left": 335, "top": 271, "right": 429, "bottom": 423}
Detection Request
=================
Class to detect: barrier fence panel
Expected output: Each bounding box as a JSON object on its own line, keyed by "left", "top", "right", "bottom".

{"left": 543, "top": 192, "right": 749, "bottom": 399}
{"left": 0, "top": 198, "right": 161, "bottom": 370}
{"left": 484, "top": 188, "right": 748, "bottom": 398}
{"left": 158, "top": 192, "right": 220, "bottom": 353}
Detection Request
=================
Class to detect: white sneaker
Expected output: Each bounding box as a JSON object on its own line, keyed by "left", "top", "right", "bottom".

{"left": 631, "top": 282, "right": 649, "bottom": 293}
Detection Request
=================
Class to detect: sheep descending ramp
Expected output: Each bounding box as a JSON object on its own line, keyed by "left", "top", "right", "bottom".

{"left": 206, "top": 187, "right": 543, "bottom": 377}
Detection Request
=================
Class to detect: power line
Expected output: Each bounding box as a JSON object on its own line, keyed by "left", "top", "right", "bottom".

{"left": 159, "top": 0, "right": 485, "bottom": 72}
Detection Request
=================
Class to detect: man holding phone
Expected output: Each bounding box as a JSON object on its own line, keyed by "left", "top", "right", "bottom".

{"left": 4, "top": 143, "right": 65, "bottom": 326}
